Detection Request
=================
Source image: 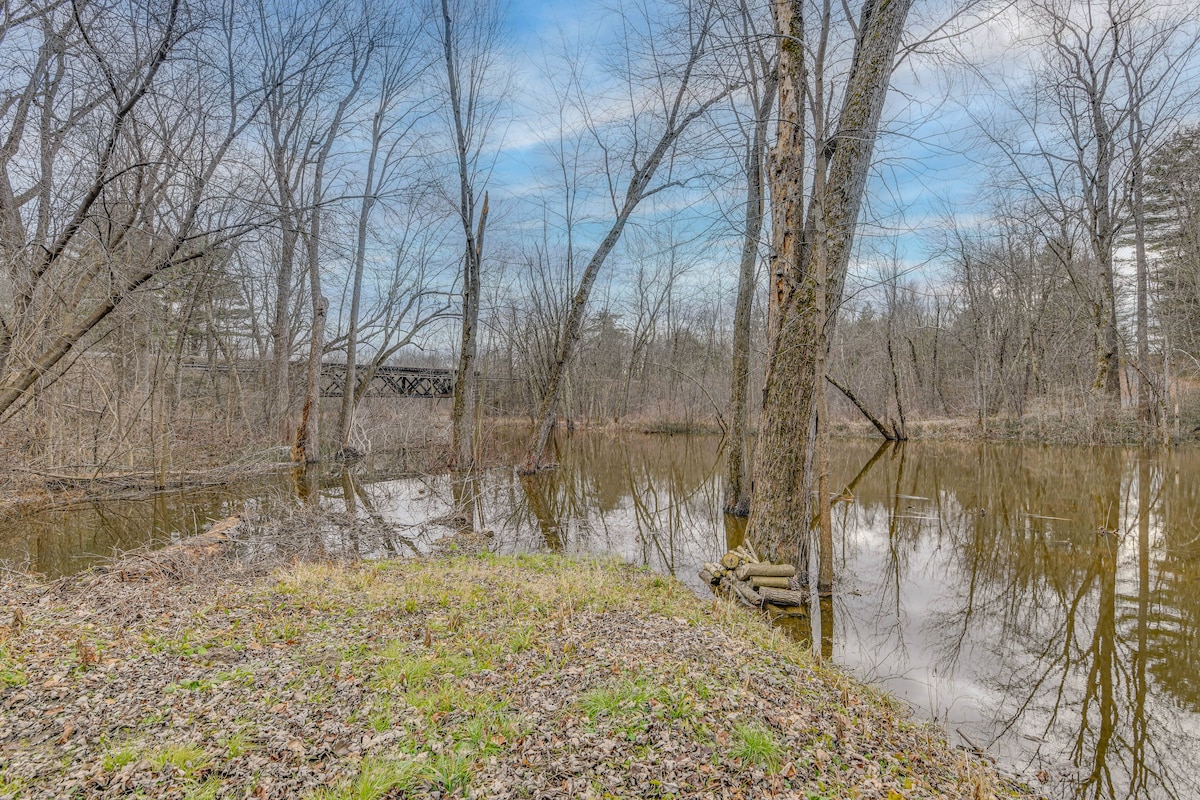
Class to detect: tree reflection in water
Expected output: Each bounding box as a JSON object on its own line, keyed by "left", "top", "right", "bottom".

{"left": 829, "top": 442, "right": 1200, "bottom": 800}
{"left": 495, "top": 435, "right": 1200, "bottom": 800}
{"left": 6, "top": 433, "right": 1199, "bottom": 800}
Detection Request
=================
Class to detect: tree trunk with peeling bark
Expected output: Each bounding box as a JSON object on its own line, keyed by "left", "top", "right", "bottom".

{"left": 725, "top": 71, "right": 777, "bottom": 518}
{"left": 748, "top": 0, "right": 914, "bottom": 567}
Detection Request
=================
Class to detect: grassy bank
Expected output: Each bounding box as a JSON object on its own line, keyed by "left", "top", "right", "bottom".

{"left": 1, "top": 554, "right": 1037, "bottom": 799}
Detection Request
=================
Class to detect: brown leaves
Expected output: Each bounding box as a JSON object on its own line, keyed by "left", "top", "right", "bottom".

{"left": 0, "top": 556, "right": 1041, "bottom": 800}
{"left": 74, "top": 638, "right": 98, "bottom": 667}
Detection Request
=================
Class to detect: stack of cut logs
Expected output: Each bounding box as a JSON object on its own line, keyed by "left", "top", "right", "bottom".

{"left": 700, "top": 545, "right": 807, "bottom": 614}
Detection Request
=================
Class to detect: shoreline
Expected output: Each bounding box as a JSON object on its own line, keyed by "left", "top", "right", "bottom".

{"left": 2, "top": 412, "right": 1196, "bottom": 515}
{"left": 1, "top": 553, "right": 1040, "bottom": 799}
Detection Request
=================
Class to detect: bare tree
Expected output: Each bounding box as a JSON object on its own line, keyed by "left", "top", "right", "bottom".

{"left": 436, "top": 0, "right": 504, "bottom": 473}
{"left": 517, "top": 0, "right": 732, "bottom": 474}
{"left": 722, "top": 0, "right": 777, "bottom": 517}
{"left": 292, "top": 13, "right": 376, "bottom": 464}
{"left": 334, "top": 16, "right": 430, "bottom": 452}
{"left": 747, "top": 0, "right": 915, "bottom": 567}
{"left": 1117, "top": 3, "right": 1200, "bottom": 442}
{"left": 0, "top": 0, "right": 273, "bottom": 427}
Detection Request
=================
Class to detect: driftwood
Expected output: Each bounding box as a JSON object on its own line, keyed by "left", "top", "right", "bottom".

{"left": 733, "top": 545, "right": 758, "bottom": 564}
{"left": 735, "top": 563, "right": 795, "bottom": 581}
{"left": 115, "top": 515, "right": 242, "bottom": 580}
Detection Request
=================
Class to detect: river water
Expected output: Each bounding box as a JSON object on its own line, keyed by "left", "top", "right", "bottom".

{"left": 2, "top": 435, "right": 1198, "bottom": 799}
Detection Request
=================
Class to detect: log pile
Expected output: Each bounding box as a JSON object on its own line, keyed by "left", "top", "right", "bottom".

{"left": 700, "top": 545, "right": 807, "bottom": 615}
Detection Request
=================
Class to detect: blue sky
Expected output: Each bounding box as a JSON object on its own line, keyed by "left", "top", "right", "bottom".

{"left": 463, "top": 0, "right": 1018, "bottom": 307}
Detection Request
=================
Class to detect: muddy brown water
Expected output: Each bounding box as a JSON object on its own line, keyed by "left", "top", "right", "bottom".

{"left": 3, "top": 435, "right": 1199, "bottom": 799}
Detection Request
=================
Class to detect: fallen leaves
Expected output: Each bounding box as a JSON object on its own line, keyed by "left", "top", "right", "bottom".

{"left": 0, "top": 555, "right": 1042, "bottom": 800}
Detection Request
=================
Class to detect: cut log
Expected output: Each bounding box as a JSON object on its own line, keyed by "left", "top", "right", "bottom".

{"left": 750, "top": 576, "right": 791, "bottom": 589}
{"left": 177, "top": 515, "right": 242, "bottom": 558}
{"left": 720, "top": 552, "right": 741, "bottom": 570}
{"left": 731, "top": 579, "right": 762, "bottom": 606}
{"left": 733, "top": 546, "right": 759, "bottom": 564}
{"left": 112, "top": 515, "right": 242, "bottom": 580}
{"left": 699, "top": 569, "right": 717, "bottom": 586}
{"left": 735, "top": 563, "right": 795, "bottom": 581}
{"left": 704, "top": 562, "right": 726, "bottom": 578}
{"left": 759, "top": 587, "right": 807, "bottom": 607}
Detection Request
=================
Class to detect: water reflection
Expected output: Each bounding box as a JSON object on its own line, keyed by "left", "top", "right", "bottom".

{"left": 2, "top": 435, "right": 1199, "bottom": 799}
{"left": 829, "top": 441, "right": 1200, "bottom": 800}
{"left": 0, "top": 484, "right": 282, "bottom": 574}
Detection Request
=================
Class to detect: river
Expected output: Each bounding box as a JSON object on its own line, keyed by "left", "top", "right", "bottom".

{"left": 2, "top": 434, "right": 1198, "bottom": 799}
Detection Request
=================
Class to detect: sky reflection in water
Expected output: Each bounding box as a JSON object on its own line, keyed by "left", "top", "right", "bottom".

{"left": 3, "top": 435, "right": 1198, "bottom": 799}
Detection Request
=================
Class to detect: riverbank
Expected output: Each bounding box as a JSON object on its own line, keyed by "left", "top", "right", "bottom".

{"left": 830, "top": 408, "right": 1200, "bottom": 447}
{"left": 0, "top": 553, "right": 1038, "bottom": 799}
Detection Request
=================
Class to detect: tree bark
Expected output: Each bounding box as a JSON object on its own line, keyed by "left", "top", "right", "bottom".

{"left": 292, "top": 40, "right": 371, "bottom": 464}
{"left": 335, "top": 107, "right": 382, "bottom": 452}
{"left": 442, "top": 0, "right": 492, "bottom": 473}
{"left": 725, "top": 70, "right": 778, "bottom": 517}
{"left": 748, "top": 0, "right": 914, "bottom": 566}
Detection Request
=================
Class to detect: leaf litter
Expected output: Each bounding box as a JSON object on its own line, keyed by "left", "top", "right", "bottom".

{"left": 1, "top": 552, "right": 1041, "bottom": 799}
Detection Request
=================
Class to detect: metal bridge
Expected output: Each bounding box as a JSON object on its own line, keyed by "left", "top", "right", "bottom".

{"left": 180, "top": 361, "right": 454, "bottom": 399}
{"left": 319, "top": 364, "right": 453, "bottom": 399}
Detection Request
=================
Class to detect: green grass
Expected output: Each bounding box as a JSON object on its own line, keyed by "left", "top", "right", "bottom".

{"left": 428, "top": 752, "right": 473, "bottom": 794}
{"left": 507, "top": 624, "right": 536, "bottom": 653}
{"left": 0, "top": 644, "right": 26, "bottom": 688}
{"left": 0, "top": 769, "right": 27, "bottom": 797}
{"left": 101, "top": 744, "right": 140, "bottom": 772}
{"left": 580, "top": 679, "right": 653, "bottom": 719}
{"left": 182, "top": 776, "right": 221, "bottom": 800}
{"left": 730, "top": 722, "right": 784, "bottom": 773}
{"left": 453, "top": 709, "right": 522, "bottom": 755}
{"left": 374, "top": 645, "right": 438, "bottom": 689}
{"left": 2, "top": 553, "right": 1036, "bottom": 800}
{"left": 150, "top": 743, "right": 212, "bottom": 779}
{"left": 405, "top": 681, "right": 506, "bottom": 720}
{"left": 308, "top": 757, "right": 428, "bottom": 800}
{"left": 220, "top": 731, "right": 252, "bottom": 759}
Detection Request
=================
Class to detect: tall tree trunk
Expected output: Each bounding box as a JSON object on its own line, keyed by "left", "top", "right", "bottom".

{"left": 335, "top": 111, "right": 382, "bottom": 452}
{"left": 451, "top": 195, "right": 487, "bottom": 471}
{"left": 292, "top": 45, "right": 370, "bottom": 464}
{"left": 269, "top": 149, "right": 298, "bottom": 439}
{"left": 725, "top": 72, "right": 777, "bottom": 517}
{"left": 1089, "top": 65, "right": 1122, "bottom": 402}
{"left": 294, "top": 263, "right": 327, "bottom": 464}
{"left": 441, "top": 0, "right": 490, "bottom": 473}
{"left": 748, "top": 0, "right": 914, "bottom": 566}
{"left": 1131, "top": 159, "right": 1157, "bottom": 440}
